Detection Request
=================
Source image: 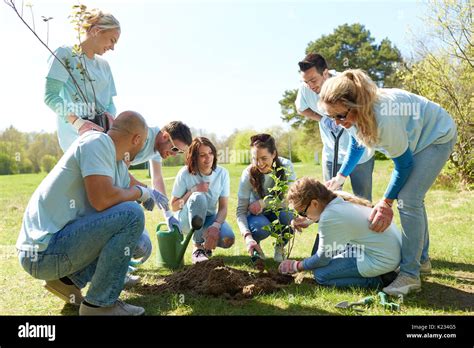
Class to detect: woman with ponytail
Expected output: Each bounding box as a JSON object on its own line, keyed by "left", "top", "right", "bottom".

{"left": 45, "top": 8, "right": 121, "bottom": 151}
{"left": 236, "top": 134, "right": 296, "bottom": 262}
{"left": 279, "top": 177, "right": 401, "bottom": 289}
{"left": 319, "top": 69, "right": 457, "bottom": 295}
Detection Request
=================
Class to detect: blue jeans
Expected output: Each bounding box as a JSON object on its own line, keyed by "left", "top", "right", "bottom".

{"left": 312, "top": 248, "right": 383, "bottom": 289}
{"left": 178, "top": 192, "right": 235, "bottom": 248}
{"left": 18, "top": 201, "right": 145, "bottom": 306}
{"left": 323, "top": 156, "right": 375, "bottom": 201}
{"left": 397, "top": 136, "right": 456, "bottom": 279}
{"left": 247, "top": 210, "right": 294, "bottom": 244}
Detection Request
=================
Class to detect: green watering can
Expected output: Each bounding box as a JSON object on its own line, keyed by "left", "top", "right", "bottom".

{"left": 155, "top": 215, "right": 203, "bottom": 269}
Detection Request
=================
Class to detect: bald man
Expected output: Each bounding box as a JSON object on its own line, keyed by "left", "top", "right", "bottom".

{"left": 16, "top": 111, "right": 164, "bottom": 316}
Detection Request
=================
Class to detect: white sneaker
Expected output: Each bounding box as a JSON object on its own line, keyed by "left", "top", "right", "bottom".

{"left": 420, "top": 259, "right": 432, "bottom": 274}
{"left": 124, "top": 274, "right": 141, "bottom": 289}
{"left": 273, "top": 244, "right": 285, "bottom": 262}
{"left": 79, "top": 299, "right": 145, "bottom": 316}
{"left": 383, "top": 274, "right": 421, "bottom": 296}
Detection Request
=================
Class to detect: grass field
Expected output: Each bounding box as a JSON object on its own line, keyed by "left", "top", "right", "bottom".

{"left": 0, "top": 161, "right": 472, "bottom": 315}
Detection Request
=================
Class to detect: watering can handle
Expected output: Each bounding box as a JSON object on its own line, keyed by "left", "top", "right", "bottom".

{"left": 156, "top": 222, "right": 169, "bottom": 232}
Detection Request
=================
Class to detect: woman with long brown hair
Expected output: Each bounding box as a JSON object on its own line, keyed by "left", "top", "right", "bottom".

{"left": 170, "top": 137, "right": 234, "bottom": 264}
{"left": 236, "top": 134, "right": 296, "bottom": 262}
{"left": 319, "top": 69, "right": 456, "bottom": 295}
{"left": 279, "top": 177, "right": 401, "bottom": 289}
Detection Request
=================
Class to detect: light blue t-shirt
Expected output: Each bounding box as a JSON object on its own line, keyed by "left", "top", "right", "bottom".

{"left": 303, "top": 196, "right": 402, "bottom": 277}
{"left": 238, "top": 157, "right": 296, "bottom": 204}
{"left": 295, "top": 83, "right": 374, "bottom": 165}
{"left": 47, "top": 46, "right": 117, "bottom": 151}
{"left": 171, "top": 166, "right": 230, "bottom": 216}
{"left": 131, "top": 126, "right": 162, "bottom": 165}
{"left": 16, "top": 132, "right": 130, "bottom": 252}
{"left": 346, "top": 89, "right": 457, "bottom": 158}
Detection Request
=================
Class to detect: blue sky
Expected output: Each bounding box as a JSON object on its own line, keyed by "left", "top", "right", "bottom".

{"left": 1, "top": 0, "right": 428, "bottom": 137}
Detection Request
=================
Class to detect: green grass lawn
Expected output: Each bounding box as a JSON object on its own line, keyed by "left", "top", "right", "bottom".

{"left": 0, "top": 161, "right": 472, "bottom": 315}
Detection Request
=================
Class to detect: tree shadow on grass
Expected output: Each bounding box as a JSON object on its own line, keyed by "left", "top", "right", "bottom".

{"left": 407, "top": 279, "right": 473, "bottom": 312}
{"left": 431, "top": 259, "right": 474, "bottom": 273}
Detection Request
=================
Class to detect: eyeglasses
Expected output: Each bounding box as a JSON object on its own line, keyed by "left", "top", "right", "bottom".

{"left": 250, "top": 133, "right": 271, "bottom": 145}
{"left": 168, "top": 135, "right": 185, "bottom": 154}
{"left": 330, "top": 108, "right": 351, "bottom": 121}
{"left": 297, "top": 201, "right": 312, "bottom": 218}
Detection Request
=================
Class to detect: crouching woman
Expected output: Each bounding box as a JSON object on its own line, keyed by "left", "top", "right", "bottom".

{"left": 280, "top": 177, "right": 401, "bottom": 289}
{"left": 170, "top": 137, "right": 235, "bottom": 263}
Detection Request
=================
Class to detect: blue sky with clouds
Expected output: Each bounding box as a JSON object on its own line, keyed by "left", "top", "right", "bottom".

{"left": 1, "top": 0, "right": 428, "bottom": 136}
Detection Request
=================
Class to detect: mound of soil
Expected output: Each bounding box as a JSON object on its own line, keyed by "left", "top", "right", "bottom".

{"left": 141, "top": 258, "right": 295, "bottom": 299}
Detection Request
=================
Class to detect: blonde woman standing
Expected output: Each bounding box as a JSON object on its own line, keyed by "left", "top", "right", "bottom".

{"left": 319, "top": 69, "right": 456, "bottom": 295}
{"left": 44, "top": 9, "right": 120, "bottom": 151}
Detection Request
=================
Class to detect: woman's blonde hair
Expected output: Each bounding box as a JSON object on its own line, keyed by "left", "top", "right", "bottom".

{"left": 287, "top": 177, "right": 373, "bottom": 211}
{"left": 83, "top": 9, "right": 120, "bottom": 32}
{"left": 319, "top": 69, "right": 379, "bottom": 148}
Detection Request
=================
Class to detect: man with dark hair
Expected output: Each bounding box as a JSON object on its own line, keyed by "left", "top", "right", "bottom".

{"left": 295, "top": 53, "right": 375, "bottom": 202}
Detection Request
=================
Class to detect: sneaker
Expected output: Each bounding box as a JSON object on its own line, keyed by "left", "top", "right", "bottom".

{"left": 273, "top": 244, "right": 285, "bottom": 262}
{"left": 124, "top": 274, "right": 141, "bottom": 289}
{"left": 204, "top": 249, "right": 213, "bottom": 258}
{"left": 383, "top": 274, "right": 421, "bottom": 296}
{"left": 420, "top": 259, "right": 432, "bottom": 274}
{"left": 43, "top": 279, "right": 84, "bottom": 306}
{"left": 79, "top": 299, "right": 145, "bottom": 316}
{"left": 192, "top": 249, "right": 209, "bottom": 264}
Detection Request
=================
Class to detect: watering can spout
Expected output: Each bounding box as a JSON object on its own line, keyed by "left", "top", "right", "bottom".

{"left": 175, "top": 215, "right": 203, "bottom": 263}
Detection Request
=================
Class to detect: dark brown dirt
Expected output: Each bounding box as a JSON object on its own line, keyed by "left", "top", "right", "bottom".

{"left": 141, "top": 257, "right": 295, "bottom": 299}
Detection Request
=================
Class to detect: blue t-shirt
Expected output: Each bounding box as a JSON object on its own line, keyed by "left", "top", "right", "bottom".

{"left": 131, "top": 126, "right": 162, "bottom": 165}
{"left": 238, "top": 157, "right": 296, "bottom": 204}
{"left": 171, "top": 166, "right": 230, "bottom": 216}
{"left": 295, "top": 83, "right": 374, "bottom": 165}
{"left": 46, "top": 46, "right": 117, "bottom": 151}
{"left": 346, "top": 89, "right": 457, "bottom": 158}
{"left": 16, "top": 132, "right": 130, "bottom": 252}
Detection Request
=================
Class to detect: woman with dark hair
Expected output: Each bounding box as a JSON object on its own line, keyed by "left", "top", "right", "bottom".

{"left": 236, "top": 134, "right": 296, "bottom": 262}
{"left": 170, "top": 137, "right": 234, "bottom": 264}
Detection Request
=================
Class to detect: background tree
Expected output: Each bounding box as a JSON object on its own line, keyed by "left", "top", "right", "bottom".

{"left": 398, "top": 0, "right": 473, "bottom": 188}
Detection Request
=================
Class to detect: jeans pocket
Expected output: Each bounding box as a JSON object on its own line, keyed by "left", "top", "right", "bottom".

{"left": 35, "top": 253, "right": 73, "bottom": 280}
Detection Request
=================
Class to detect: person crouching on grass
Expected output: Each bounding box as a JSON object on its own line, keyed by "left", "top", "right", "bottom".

{"left": 236, "top": 134, "right": 296, "bottom": 262}
{"left": 279, "top": 177, "right": 401, "bottom": 290}
{"left": 170, "top": 137, "right": 235, "bottom": 263}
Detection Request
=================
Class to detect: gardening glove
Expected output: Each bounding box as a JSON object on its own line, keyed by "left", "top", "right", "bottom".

{"left": 72, "top": 117, "right": 104, "bottom": 135}
{"left": 136, "top": 186, "right": 169, "bottom": 208}
{"left": 325, "top": 173, "right": 346, "bottom": 191}
{"left": 142, "top": 197, "right": 155, "bottom": 211}
{"left": 369, "top": 200, "right": 393, "bottom": 233}
{"left": 248, "top": 199, "right": 264, "bottom": 215}
{"left": 204, "top": 222, "right": 220, "bottom": 250}
{"left": 244, "top": 233, "right": 265, "bottom": 258}
{"left": 278, "top": 260, "right": 301, "bottom": 275}
{"left": 166, "top": 214, "right": 181, "bottom": 232}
